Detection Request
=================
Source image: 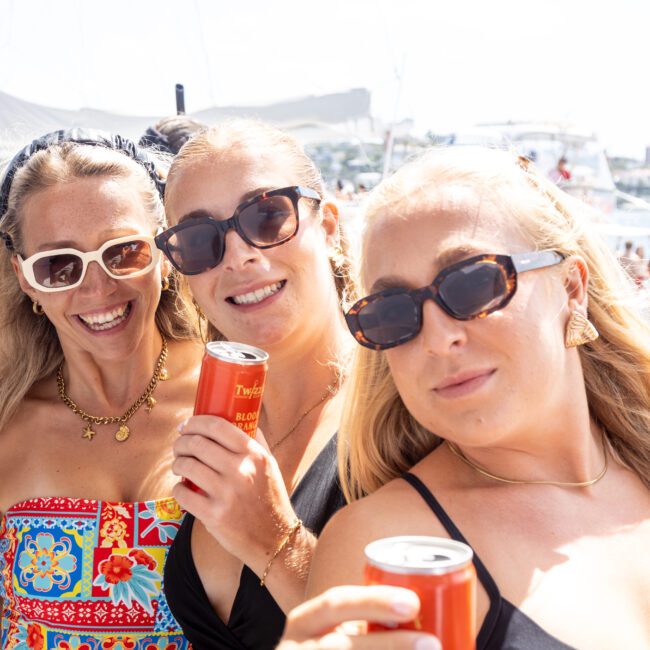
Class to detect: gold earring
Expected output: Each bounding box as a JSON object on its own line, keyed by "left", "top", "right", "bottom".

{"left": 32, "top": 300, "right": 44, "bottom": 316}
{"left": 565, "top": 310, "right": 598, "bottom": 348}
{"left": 161, "top": 276, "right": 170, "bottom": 292}
{"left": 192, "top": 298, "right": 208, "bottom": 345}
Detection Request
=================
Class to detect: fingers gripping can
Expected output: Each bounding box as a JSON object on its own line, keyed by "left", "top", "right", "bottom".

{"left": 364, "top": 536, "right": 476, "bottom": 650}
{"left": 184, "top": 342, "right": 268, "bottom": 492}
{"left": 194, "top": 341, "right": 269, "bottom": 432}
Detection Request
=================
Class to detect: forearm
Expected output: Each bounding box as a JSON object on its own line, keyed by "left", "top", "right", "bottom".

{"left": 253, "top": 524, "right": 317, "bottom": 613}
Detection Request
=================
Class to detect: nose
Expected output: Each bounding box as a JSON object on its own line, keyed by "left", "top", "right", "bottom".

{"left": 220, "top": 229, "right": 260, "bottom": 272}
{"left": 417, "top": 299, "right": 468, "bottom": 356}
{"left": 77, "top": 260, "right": 118, "bottom": 296}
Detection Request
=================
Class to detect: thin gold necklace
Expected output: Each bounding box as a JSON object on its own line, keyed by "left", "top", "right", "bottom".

{"left": 269, "top": 376, "right": 340, "bottom": 453}
{"left": 445, "top": 436, "right": 608, "bottom": 488}
{"left": 57, "top": 335, "right": 168, "bottom": 442}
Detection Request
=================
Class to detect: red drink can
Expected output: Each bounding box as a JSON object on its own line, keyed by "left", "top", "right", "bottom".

{"left": 364, "top": 536, "right": 476, "bottom": 650}
{"left": 184, "top": 341, "right": 268, "bottom": 492}
{"left": 194, "top": 341, "right": 269, "bottom": 433}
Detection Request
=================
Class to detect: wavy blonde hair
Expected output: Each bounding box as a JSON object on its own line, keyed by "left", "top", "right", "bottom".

{"left": 340, "top": 146, "right": 650, "bottom": 500}
{"left": 0, "top": 142, "right": 198, "bottom": 431}
{"left": 165, "top": 119, "right": 358, "bottom": 343}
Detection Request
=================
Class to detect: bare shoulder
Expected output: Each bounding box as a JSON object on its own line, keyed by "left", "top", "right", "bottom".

{"left": 306, "top": 475, "right": 449, "bottom": 597}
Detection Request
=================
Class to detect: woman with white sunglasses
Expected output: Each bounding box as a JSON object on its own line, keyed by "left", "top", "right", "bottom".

{"left": 0, "top": 130, "right": 200, "bottom": 649}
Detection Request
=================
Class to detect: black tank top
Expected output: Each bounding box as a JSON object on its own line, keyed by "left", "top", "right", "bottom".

{"left": 164, "top": 435, "right": 345, "bottom": 650}
{"left": 402, "top": 473, "right": 576, "bottom": 650}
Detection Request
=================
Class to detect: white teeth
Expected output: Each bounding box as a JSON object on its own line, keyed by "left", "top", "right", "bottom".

{"left": 78, "top": 303, "right": 130, "bottom": 330}
{"left": 232, "top": 282, "right": 283, "bottom": 305}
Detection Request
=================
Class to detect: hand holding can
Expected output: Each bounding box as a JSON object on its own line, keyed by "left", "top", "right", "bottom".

{"left": 183, "top": 341, "right": 269, "bottom": 491}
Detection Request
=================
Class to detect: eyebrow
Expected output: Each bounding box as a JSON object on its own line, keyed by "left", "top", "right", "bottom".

{"left": 177, "top": 186, "right": 278, "bottom": 223}
{"left": 369, "top": 245, "right": 489, "bottom": 293}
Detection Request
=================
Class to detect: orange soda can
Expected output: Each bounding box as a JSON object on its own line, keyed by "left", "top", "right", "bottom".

{"left": 184, "top": 341, "right": 269, "bottom": 492}
{"left": 364, "top": 536, "right": 476, "bottom": 650}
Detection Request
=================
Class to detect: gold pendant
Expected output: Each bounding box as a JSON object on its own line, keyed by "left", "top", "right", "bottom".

{"left": 145, "top": 396, "right": 156, "bottom": 413}
{"left": 82, "top": 425, "right": 96, "bottom": 440}
{"left": 115, "top": 424, "right": 130, "bottom": 442}
{"left": 159, "top": 367, "right": 169, "bottom": 381}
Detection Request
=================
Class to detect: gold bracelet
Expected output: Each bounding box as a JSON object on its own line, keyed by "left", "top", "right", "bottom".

{"left": 259, "top": 518, "right": 303, "bottom": 587}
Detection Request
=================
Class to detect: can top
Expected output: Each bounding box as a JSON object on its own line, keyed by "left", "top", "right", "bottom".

{"left": 365, "top": 536, "right": 473, "bottom": 575}
{"left": 205, "top": 341, "right": 269, "bottom": 365}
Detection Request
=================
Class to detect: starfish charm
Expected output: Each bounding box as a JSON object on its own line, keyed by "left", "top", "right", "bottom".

{"left": 82, "top": 425, "right": 96, "bottom": 441}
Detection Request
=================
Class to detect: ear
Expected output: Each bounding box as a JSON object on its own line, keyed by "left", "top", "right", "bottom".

{"left": 320, "top": 200, "right": 340, "bottom": 248}
{"left": 10, "top": 255, "right": 38, "bottom": 302}
{"left": 562, "top": 255, "right": 589, "bottom": 313}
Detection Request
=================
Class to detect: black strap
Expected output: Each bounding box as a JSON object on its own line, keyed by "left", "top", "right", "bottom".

{"left": 402, "top": 471, "right": 503, "bottom": 647}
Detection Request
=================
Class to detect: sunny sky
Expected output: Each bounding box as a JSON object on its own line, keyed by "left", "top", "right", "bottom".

{"left": 1, "top": 0, "right": 647, "bottom": 158}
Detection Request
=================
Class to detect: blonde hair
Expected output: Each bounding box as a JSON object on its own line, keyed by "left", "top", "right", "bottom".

{"left": 0, "top": 142, "right": 197, "bottom": 431}
{"left": 341, "top": 146, "right": 650, "bottom": 500}
{"left": 165, "top": 118, "right": 357, "bottom": 342}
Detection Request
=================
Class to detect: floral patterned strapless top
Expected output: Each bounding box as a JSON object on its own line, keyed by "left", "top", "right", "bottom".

{"left": 0, "top": 496, "right": 190, "bottom": 650}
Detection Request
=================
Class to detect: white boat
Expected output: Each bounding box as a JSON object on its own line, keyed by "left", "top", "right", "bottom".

{"left": 481, "top": 121, "right": 617, "bottom": 215}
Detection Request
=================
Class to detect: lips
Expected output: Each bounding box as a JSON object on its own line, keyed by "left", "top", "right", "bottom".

{"left": 227, "top": 280, "right": 286, "bottom": 306}
{"left": 76, "top": 301, "right": 132, "bottom": 331}
{"left": 434, "top": 368, "right": 496, "bottom": 398}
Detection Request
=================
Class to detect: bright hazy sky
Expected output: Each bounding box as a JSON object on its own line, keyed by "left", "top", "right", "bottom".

{"left": 1, "top": 0, "right": 647, "bottom": 158}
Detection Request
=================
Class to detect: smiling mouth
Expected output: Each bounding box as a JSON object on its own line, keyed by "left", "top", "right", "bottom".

{"left": 227, "top": 281, "right": 286, "bottom": 306}
{"left": 77, "top": 301, "right": 132, "bottom": 331}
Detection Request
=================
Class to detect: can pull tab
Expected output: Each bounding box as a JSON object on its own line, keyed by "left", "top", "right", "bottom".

{"left": 221, "top": 342, "right": 255, "bottom": 360}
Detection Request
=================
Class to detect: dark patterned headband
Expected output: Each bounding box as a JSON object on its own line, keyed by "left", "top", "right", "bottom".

{"left": 0, "top": 128, "right": 166, "bottom": 223}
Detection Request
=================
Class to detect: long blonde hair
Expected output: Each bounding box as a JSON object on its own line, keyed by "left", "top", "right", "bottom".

{"left": 341, "top": 146, "right": 650, "bottom": 500}
{"left": 0, "top": 142, "right": 197, "bottom": 431}
{"left": 165, "top": 119, "right": 357, "bottom": 342}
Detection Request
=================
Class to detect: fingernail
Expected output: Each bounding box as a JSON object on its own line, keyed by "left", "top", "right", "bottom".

{"left": 177, "top": 419, "right": 188, "bottom": 433}
{"left": 390, "top": 591, "right": 419, "bottom": 616}
{"left": 414, "top": 638, "right": 441, "bottom": 650}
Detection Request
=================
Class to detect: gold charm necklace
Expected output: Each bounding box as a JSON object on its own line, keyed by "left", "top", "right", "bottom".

{"left": 57, "top": 334, "right": 168, "bottom": 442}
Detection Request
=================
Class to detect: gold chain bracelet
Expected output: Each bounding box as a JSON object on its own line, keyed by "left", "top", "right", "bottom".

{"left": 259, "top": 518, "right": 303, "bottom": 587}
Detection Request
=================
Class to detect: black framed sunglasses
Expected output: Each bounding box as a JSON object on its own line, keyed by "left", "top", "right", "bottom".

{"left": 155, "top": 186, "right": 321, "bottom": 275}
{"left": 345, "top": 250, "right": 565, "bottom": 350}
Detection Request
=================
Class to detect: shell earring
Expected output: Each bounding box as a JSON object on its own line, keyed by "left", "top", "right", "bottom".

{"left": 565, "top": 310, "right": 599, "bottom": 348}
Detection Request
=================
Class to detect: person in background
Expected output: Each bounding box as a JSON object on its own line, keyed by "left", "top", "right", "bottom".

{"left": 139, "top": 115, "right": 207, "bottom": 156}
{"left": 0, "top": 129, "right": 201, "bottom": 649}
{"left": 157, "top": 120, "right": 356, "bottom": 650}
{"left": 548, "top": 155, "right": 571, "bottom": 184}
{"left": 283, "top": 147, "right": 649, "bottom": 650}
{"left": 617, "top": 240, "right": 641, "bottom": 284}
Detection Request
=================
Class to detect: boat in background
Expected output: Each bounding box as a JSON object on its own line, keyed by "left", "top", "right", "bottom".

{"left": 482, "top": 121, "right": 617, "bottom": 215}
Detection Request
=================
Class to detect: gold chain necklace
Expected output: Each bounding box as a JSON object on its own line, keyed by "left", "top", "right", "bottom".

{"left": 445, "top": 436, "right": 608, "bottom": 488}
{"left": 269, "top": 376, "right": 340, "bottom": 453}
{"left": 57, "top": 335, "right": 168, "bottom": 442}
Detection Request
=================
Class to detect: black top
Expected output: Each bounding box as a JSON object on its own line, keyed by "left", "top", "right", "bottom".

{"left": 164, "top": 435, "right": 346, "bottom": 650}
{"left": 402, "top": 473, "right": 576, "bottom": 650}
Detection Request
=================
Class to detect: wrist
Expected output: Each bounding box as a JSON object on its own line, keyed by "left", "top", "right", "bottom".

{"left": 260, "top": 518, "right": 303, "bottom": 587}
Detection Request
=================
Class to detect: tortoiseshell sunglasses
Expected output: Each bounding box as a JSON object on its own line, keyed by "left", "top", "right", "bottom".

{"left": 345, "top": 250, "right": 565, "bottom": 350}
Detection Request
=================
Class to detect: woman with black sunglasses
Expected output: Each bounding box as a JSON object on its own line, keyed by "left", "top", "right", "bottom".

{"left": 0, "top": 131, "right": 201, "bottom": 649}
{"left": 158, "top": 120, "right": 356, "bottom": 649}
{"left": 280, "top": 147, "right": 650, "bottom": 649}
